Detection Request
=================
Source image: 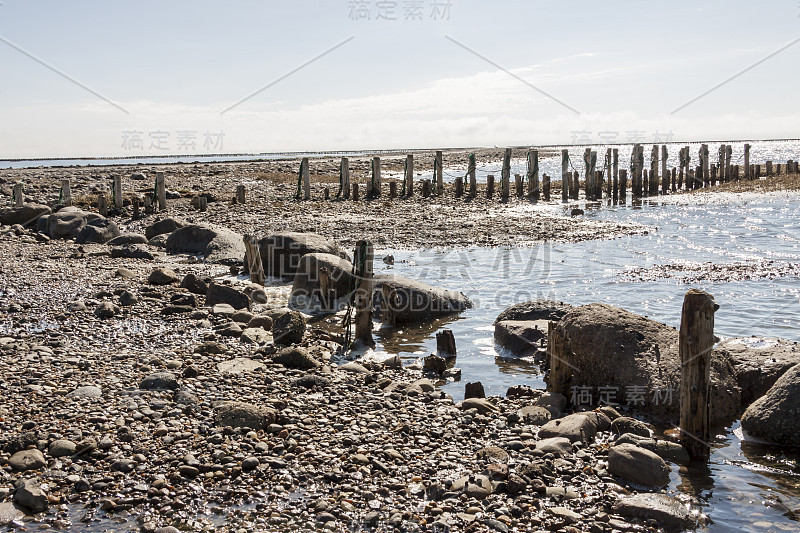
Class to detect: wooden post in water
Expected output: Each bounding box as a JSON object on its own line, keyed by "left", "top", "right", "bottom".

{"left": 546, "top": 321, "right": 571, "bottom": 396}
{"left": 422, "top": 179, "right": 431, "bottom": 198}
{"left": 612, "top": 148, "right": 619, "bottom": 197}
{"left": 710, "top": 165, "right": 717, "bottom": 187}
{"left": 672, "top": 167, "right": 677, "bottom": 192}
{"left": 619, "top": 169, "right": 628, "bottom": 201}
{"left": 633, "top": 144, "right": 644, "bottom": 198}
{"left": 755, "top": 164, "right": 761, "bottom": 179}
{"left": 583, "top": 148, "right": 592, "bottom": 200}
{"left": 60, "top": 179, "right": 71, "bottom": 206}
{"left": 243, "top": 235, "right": 265, "bottom": 286}
{"left": 605, "top": 149, "right": 612, "bottom": 199}
{"left": 718, "top": 144, "right": 726, "bottom": 183}
{"left": 341, "top": 158, "right": 351, "bottom": 199}
{"left": 435, "top": 150, "right": 443, "bottom": 196}
{"left": 595, "top": 170, "right": 603, "bottom": 200}
{"left": 236, "top": 185, "right": 246, "bottom": 204}
{"left": 650, "top": 145, "right": 659, "bottom": 196}
{"left": 679, "top": 289, "right": 718, "bottom": 463}
{"left": 572, "top": 171, "right": 580, "bottom": 200}
{"left": 701, "top": 144, "right": 710, "bottom": 188}
{"left": 436, "top": 329, "right": 457, "bottom": 358}
{"left": 486, "top": 175, "right": 495, "bottom": 199}
{"left": 353, "top": 240, "right": 375, "bottom": 348}
{"left": 643, "top": 169, "right": 649, "bottom": 197}
{"left": 514, "top": 174, "right": 523, "bottom": 197}
{"left": 501, "top": 148, "right": 511, "bottom": 202}
{"left": 155, "top": 172, "right": 167, "bottom": 211}
{"left": 13, "top": 183, "right": 23, "bottom": 207}
{"left": 725, "top": 145, "right": 732, "bottom": 182}
{"left": 528, "top": 150, "right": 540, "bottom": 200}
{"left": 543, "top": 173, "right": 550, "bottom": 201}
{"left": 404, "top": 155, "right": 413, "bottom": 197}
{"left": 467, "top": 153, "right": 477, "bottom": 198}
{"left": 561, "top": 149, "right": 569, "bottom": 202}
{"left": 98, "top": 193, "right": 108, "bottom": 216}
{"left": 766, "top": 161, "right": 773, "bottom": 177}
{"left": 113, "top": 176, "right": 123, "bottom": 209}
{"left": 590, "top": 150, "right": 598, "bottom": 200}
{"left": 661, "top": 145, "right": 668, "bottom": 195}
{"left": 744, "top": 144, "right": 751, "bottom": 179}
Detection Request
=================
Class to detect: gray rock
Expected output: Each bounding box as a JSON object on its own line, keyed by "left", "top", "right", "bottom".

{"left": 495, "top": 299, "right": 574, "bottom": 323}
{"left": 273, "top": 346, "right": 318, "bottom": 370}
{"left": 145, "top": 217, "right": 187, "bottom": 240}
{"left": 231, "top": 310, "right": 254, "bottom": 323}
{"left": 535, "top": 437, "right": 572, "bottom": 456}
{"left": 475, "top": 446, "right": 509, "bottom": 464}
{"left": 611, "top": 416, "right": 651, "bottom": 438}
{"left": 111, "top": 244, "right": 154, "bottom": 260}
{"left": 719, "top": 337, "right": 800, "bottom": 406}
{"left": 547, "top": 507, "right": 581, "bottom": 524}
{"left": 179, "top": 273, "right": 208, "bottom": 295}
{"left": 217, "top": 358, "right": 266, "bottom": 374}
{"left": 211, "top": 303, "right": 236, "bottom": 317}
{"left": 206, "top": 282, "right": 250, "bottom": 311}
{"left": 68, "top": 385, "right": 102, "bottom": 398}
{"left": 241, "top": 457, "right": 260, "bottom": 471}
{"left": 14, "top": 478, "right": 48, "bottom": 513}
{"left": 131, "top": 172, "right": 148, "bottom": 181}
{"left": 615, "top": 433, "right": 690, "bottom": 465}
{"left": 459, "top": 398, "right": 499, "bottom": 415}
{"left": 612, "top": 493, "right": 695, "bottom": 532}
{"left": 518, "top": 405, "right": 552, "bottom": 425}
{"left": 247, "top": 315, "right": 274, "bottom": 330}
{"left": 741, "top": 363, "right": 800, "bottom": 446}
{"left": 240, "top": 327, "right": 271, "bottom": 345}
{"left": 257, "top": 232, "right": 350, "bottom": 279}
{"left": 140, "top": 372, "right": 179, "bottom": 391}
{"left": 538, "top": 413, "right": 597, "bottom": 443}
{"left": 534, "top": 392, "right": 567, "bottom": 418}
{"left": 75, "top": 217, "right": 120, "bottom": 244}
{"left": 374, "top": 274, "right": 472, "bottom": 324}
{"left": 338, "top": 362, "right": 369, "bottom": 374}
{"left": 450, "top": 474, "right": 492, "bottom": 500}
{"left": 608, "top": 443, "right": 670, "bottom": 488}
{"left": 107, "top": 233, "right": 148, "bottom": 246}
{"left": 494, "top": 320, "right": 547, "bottom": 356}
{"left": 8, "top": 449, "right": 46, "bottom": 472}
{"left": 215, "top": 401, "right": 277, "bottom": 430}
{"left": 119, "top": 291, "right": 139, "bottom": 306}
{"left": 0, "top": 502, "right": 24, "bottom": 526}
{"left": 272, "top": 310, "right": 306, "bottom": 345}
{"left": 216, "top": 322, "right": 243, "bottom": 337}
{"left": 0, "top": 203, "right": 51, "bottom": 227}
{"left": 148, "top": 234, "right": 168, "bottom": 248}
{"left": 161, "top": 305, "right": 194, "bottom": 316}
{"left": 48, "top": 439, "right": 76, "bottom": 458}
{"left": 148, "top": 267, "right": 179, "bottom": 285}
{"left": 94, "top": 301, "right": 120, "bottom": 319}
{"left": 293, "top": 375, "right": 331, "bottom": 389}
{"left": 289, "top": 253, "right": 354, "bottom": 309}
{"left": 47, "top": 208, "right": 102, "bottom": 239}
{"left": 166, "top": 224, "right": 244, "bottom": 265}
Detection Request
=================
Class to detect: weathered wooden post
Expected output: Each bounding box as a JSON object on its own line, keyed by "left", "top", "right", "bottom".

{"left": 710, "top": 165, "right": 717, "bottom": 187}
{"left": 98, "top": 193, "right": 108, "bottom": 216}
{"left": 546, "top": 321, "right": 571, "bottom": 396}
{"left": 661, "top": 145, "right": 668, "bottom": 195}
{"left": 501, "top": 148, "right": 511, "bottom": 202}
{"left": 583, "top": 148, "right": 592, "bottom": 200}
{"left": 353, "top": 240, "right": 375, "bottom": 348}
{"left": 467, "top": 153, "right": 477, "bottom": 198}
{"left": 435, "top": 150, "right": 443, "bottom": 196}
{"left": 155, "top": 172, "right": 167, "bottom": 211}
{"left": 436, "top": 329, "right": 457, "bottom": 358}
{"left": 514, "top": 174, "right": 523, "bottom": 197}
{"left": 605, "top": 148, "right": 612, "bottom": 199}
{"left": 755, "top": 164, "right": 761, "bottom": 179}
{"left": 612, "top": 148, "right": 619, "bottom": 197}
{"left": 236, "top": 185, "right": 246, "bottom": 204}
{"left": 744, "top": 144, "right": 751, "bottom": 179}
{"left": 701, "top": 144, "right": 710, "bottom": 188}
{"left": 543, "top": 173, "right": 550, "bottom": 201}
{"left": 112, "top": 176, "right": 123, "bottom": 209}
{"left": 486, "top": 174, "right": 495, "bottom": 199}
{"left": 572, "top": 171, "right": 580, "bottom": 200}
{"left": 370, "top": 156, "right": 382, "bottom": 198}
{"left": 590, "top": 150, "right": 598, "bottom": 199}
{"left": 671, "top": 167, "right": 677, "bottom": 192}
{"left": 60, "top": 179, "right": 72, "bottom": 206}
{"left": 197, "top": 196, "right": 207, "bottom": 212}
{"left": 244, "top": 235, "right": 265, "bottom": 286}
{"left": 527, "top": 150, "right": 540, "bottom": 199}
{"left": 143, "top": 195, "right": 153, "bottom": 214}
{"left": 389, "top": 181, "right": 397, "bottom": 199}
{"left": 560, "top": 150, "right": 568, "bottom": 202}
{"left": 132, "top": 199, "right": 140, "bottom": 219}
{"left": 13, "top": 183, "right": 23, "bottom": 207}
{"left": 300, "top": 157, "right": 311, "bottom": 200}
{"left": 341, "top": 158, "right": 351, "bottom": 199}
{"left": 650, "top": 145, "right": 659, "bottom": 196}
{"left": 679, "top": 289, "right": 718, "bottom": 463}
{"left": 352, "top": 182, "right": 359, "bottom": 201}
{"left": 725, "top": 145, "right": 732, "bottom": 182}
{"left": 595, "top": 170, "right": 603, "bottom": 200}
{"left": 454, "top": 176, "right": 463, "bottom": 198}
{"left": 404, "top": 154, "right": 413, "bottom": 197}
{"left": 766, "top": 161, "right": 773, "bottom": 177}
{"left": 324, "top": 187, "right": 330, "bottom": 200}
{"left": 633, "top": 144, "right": 644, "bottom": 198}
{"left": 619, "top": 169, "right": 627, "bottom": 201}
{"left": 612, "top": 169, "right": 619, "bottom": 203}
{"left": 422, "top": 179, "right": 431, "bottom": 198}
{"left": 718, "top": 144, "right": 726, "bottom": 183}
{"left": 643, "top": 169, "right": 649, "bottom": 197}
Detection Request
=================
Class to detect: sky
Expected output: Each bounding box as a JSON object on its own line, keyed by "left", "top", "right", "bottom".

{"left": 0, "top": 0, "right": 799, "bottom": 158}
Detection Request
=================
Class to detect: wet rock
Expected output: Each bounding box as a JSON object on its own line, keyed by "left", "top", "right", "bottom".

{"left": 107, "top": 233, "right": 148, "bottom": 245}
{"left": 0, "top": 502, "right": 24, "bottom": 526}
{"left": 293, "top": 375, "right": 331, "bottom": 389}
{"left": 171, "top": 293, "right": 197, "bottom": 307}
{"left": 231, "top": 310, "right": 254, "bottom": 323}
{"left": 0, "top": 203, "right": 51, "bottom": 227}
{"left": 719, "top": 337, "right": 800, "bottom": 405}
{"left": 272, "top": 310, "right": 306, "bottom": 345}
{"left": 547, "top": 507, "right": 581, "bottom": 524}
{"left": 216, "top": 322, "right": 243, "bottom": 337}
{"left": 257, "top": 232, "right": 350, "bottom": 279}
{"left": 75, "top": 218, "right": 121, "bottom": 244}
{"left": 538, "top": 413, "right": 597, "bottom": 443}
{"left": 535, "top": 437, "right": 572, "bottom": 456}
{"left": 13, "top": 478, "right": 48, "bottom": 513}
{"left": 179, "top": 273, "right": 209, "bottom": 295}
{"left": 215, "top": 401, "right": 277, "bottom": 430}
{"left": 211, "top": 303, "right": 236, "bottom": 317}
{"left": 495, "top": 299, "right": 574, "bottom": 323}
{"left": 339, "top": 362, "right": 369, "bottom": 374}
{"left": 289, "top": 253, "right": 355, "bottom": 309}
{"left": 610, "top": 416, "right": 651, "bottom": 438}
{"left": 494, "top": 320, "right": 547, "bottom": 356}
{"left": 8, "top": 449, "right": 47, "bottom": 472}
{"left": 94, "top": 301, "right": 120, "bottom": 319}
{"left": 374, "top": 274, "right": 472, "bottom": 324}
{"left": 148, "top": 267, "right": 179, "bottom": 285}
{"left": 608, "top": 443, "right": 670, "bottom": 488}
{"left": 274, "top": 346, "right": 318, "bottom": 370}
{"left": 206, "top": 282, "right": 250, "bottom": 311}
{"left": 48, "top": 439, "right": 77, "bottom": 458}
{"left": 464, "top": 381, "right": 486, "bottom": 399}
{"left": 615, "top": 433, "right": 690, "bottom": 465}
{"left": 166, "top": 223, "right": 245, "bottom": 265}
{"left": 140, "top": 372, "right": 179, "bottom": 391}
{"left": 111, "top": 244, "right": 154, "bottom": 260}
{"left": 612, "top": 493, "right": 694, "bottom": 532}
{"left": 145, "top": 217, "right": 187, "bottom": 240}
{"left": 161, "top": 304, "right": 194, "bottom": 315}
{"left": 741, "top": 363, "right": 800, "bottom": 446}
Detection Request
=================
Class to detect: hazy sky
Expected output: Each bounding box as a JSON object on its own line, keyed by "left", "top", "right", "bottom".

{"left": 1, "top": 0, "right": 799, "bottom": 158}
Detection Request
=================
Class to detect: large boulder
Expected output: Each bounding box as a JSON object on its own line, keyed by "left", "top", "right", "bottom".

{"left": 716, "top": 337, "right": 800, "bottom": 406}
{"left": 75, "top": 218, "right": 121, "bottom": 244}
{"left": 608, "top": 443, "right": 670, "bottom": 489}
{"left": 206, "top": 282, "right": 251, "bottom": 311}
{"left": 272, "top": 310, "right": 306, "bottom": 345}
{"left": 289, "top": 253, "right": 354, "bottom": 310}
{"left": 373, "top": 274, "right": 472, "bottom": 324}
{"left": 741, "top": 363, "right": 800, "bottom": 446}
{"left": 0, "top": 203, "right": 51, "bottom": 227}
{"left": 145, "top": 217, "right": 187, "bottom": 240}
{"left": 612, "top": 494, "right": 695, "bottom": 532}
{"left": 557, "top": 303, "right": 740, "bottom": 424}
{"left": 257, "top": 232, "right": 350, "bottom": 279}
{"left": 166, "top": 224, "right": 244, "bottom": 265}
{"left": 494, "top": 320, "right": 547, "bottom": 356}
{"left": 537, "top": 413, "right": 597, "bottom": 443}
{"left": 495, "top": 300, "right": 574, "bottom": 323}
{"left": 46, "top": 208, "right": 102, "bottom": 239}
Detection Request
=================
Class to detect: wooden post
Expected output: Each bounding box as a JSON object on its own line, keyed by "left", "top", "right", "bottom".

{"left": 467, "top": 153, "right": 477, "bottom": 198}
{"left": 650, "top": 145, "right": 659, "bottom": 196}
{"left": 619, "top": 169, "right": 627, "bottom": 201}
{"left": 352, "top": 182, "right": 359, "bottom": 201}
{"left": 561, "top": 149, "right": 569, "bottom": 202}
{"left": 744, "top": 144, "right": 751, "bottom": 179}
{"left": 98, "top": 193, "right": 108, "bottom": 216}
{"left": 60, "top": 179, "right": 72, "bottom": 206}
{"left": 572, "top": 171, "right": 580, "bottom": 200}
{"left": 13, "top": 183, "right": 23, "bottom": 207}
{"left": 679, "top": 289, "right": 718, "bottom": 463}
{"left": 300, "top": 157, "right": 311, "bottom": 200}
{"left": 527, "top": 150, "right": 540, "bottom": 199}
{"left": 422, "top": 179, "right": 431, "bottom": 198}
{"left": 718, "top": 144, "right": 726, "bottom": 183}
{"left": 590, "top": 150, "right": 598, "bottom": 199}
{"left": 389, "top": 181, "right": 397, "bottom": 199}
{"left": 436, "top": 329, "right": 457, "bottom": 357}
{"left": 372, "top": 156, "right": 382, "bottom": 198}
{"left": 404, "top": 154, "right": 413, "bottom": 197}
{"left": 341, "top": 158, "right": 351, "bottom": 199}
{"left": 514, "top": 174, "right": 523, "bottom": 197}
{"left": 434, "top": 150, "right": 443, "bottom": 196}
{"left": 710, "top": 165, "right": 717, "bottom": 187}
{"left": 543, "top": 173, "right": 550, "bottom": 201}
{"left": 353, "top": 241, "right": 375, "bottom": 348}
{"left": 643, "top": 169, "right": 649, "bottom": 197}
{"left": 486, "top": 175, "right": 495, "bottom": 199}
{"left": 197, "top": 196, "right": 207, "bottom": 212}
{"left": 501, "top": 148, "right": 511, "bottom": 202}
{"left": 701, "top": 144, "right": 710, "bottom": 188}
{"left": 546, "top": 321, "right": 570, "bottom": 396}
{"left": 155, "top": 172, "right": 167, "bottom": 211}
{"left": 236, "top": 184, "right": 246, "bottom": 204}
{"left": 454, "top": 176, "right": 463, "bottom": 198}
{"left": 612, "top": 148, "right": 619, "bottom": 198}
{"left": 111, "top": 176, "right": 123, "bottom": 209}
{"left": 661, "top": 145, "right": 668, "bottom": 195}
{"left": 633, "top": 144, "right": 643, "bottom": 198}
{"left": 725, "top": 145, "right": 732, "bottom": 182}
{"left": 605, "top": 148, "right": 612, "bottom": 199}
{"left": 733, "top": 165, "right": 739, "bottom": 180}
{"left": 595, "top": 170, "right": 603, "bottom": 200}
{"left": 766, "top": 161, "right": 773, "bottom": 177}
{"left": 143, "top": 195, "right": 153, "bottom": 214}
{"left": 583, "top": 148, "right": 592, "bottom": 200}
{"left": 324, "top": 187, "right": 330, "bottom": 200}
{"left": 671, "top": 167, "right": 677, "bottom": 192}
{"left": 244, "top": 235, "right": 265, "bottom": 286}
{"left": 132, "top": 199, "right": 140, "bottom": 219}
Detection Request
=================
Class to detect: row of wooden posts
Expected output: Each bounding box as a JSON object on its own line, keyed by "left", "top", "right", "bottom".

{"left": 9, "top": 146, "right": 799, "bottom": 213}
{"left": 547, "top": 288, "right": 718, "bottom": 463}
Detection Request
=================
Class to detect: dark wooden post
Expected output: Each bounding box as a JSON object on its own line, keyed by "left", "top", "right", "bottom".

{"left": 236, "top": 185, "right": 246, "bottom": 204}
{"left": 197, "top": 196, "right": 207, "bottom": 212}
{"left": 12, "top": 183, "right": 23, "bottom": 207}
{"left": 353, "top": 241, "right": 375, "bottom": 348}
{"left": 435, "top": 150, "right": 443, "bottom": 196}
{"left": 744, "top": 144, "right": 751, "bottom": 179}
{"left": 341, "top": 157, "right": 351, "bottom": 199}
{"left": 60, "top": 179, "right": 71, "bottom": 207}
{"left": 422, "top": 179, "right": 431, "bottom": 198}
{"left": 501, "top": 148, "right": 511, "bottom": 202}
{"left": 486, "top": 174, "right": 495, "bottom": 199}
{"left": 679, "top": 289, "right": 718, "bottom": 463}
{"left": 436, "top": 329, "right": 457, "bottom": 357}
{"left": 389, "top": 181, "right": 397, "bottom": 199}
{"left": 467, "top": 153, "right": 477, "bottom": 198}
{"left": 155, "top": 172, "right": 167, "bottom": 211}
{"left": 661, "top": 145, "right": 668, "bottom": 195}
{"left": 619, "top": 169, "right": 627, "bottom": 201}
{"left": 98, "top": 193, "right": 108, "bottom": 216}
{"left": 371, "top": 156, "right": 382, "bottom": 198}
{"left": 300, "top": 157, "right": 311, "bottom": 200}
{"left": 455, "top": 177, "right": 463, "bottom": 198}
{"left": 514, "top": 174, "right": 523, "bottom": 197}
{"left": 404, "top": 154, "right": 413, "bottom": 197}
{"left": 528, "top": 149, "right": 540, "bottom": 199}
{"left": 132, "top": 199, "right": 140, "bottom": 219}
{"left": 352, "top": 182, "right": 359, "bottom": 201}
{"left": 561, "top": 149, "right": 569, "bottom": 202}
{"left": 244, "top": 235, "right": 265, "bottom": 286}
{"left": 546, "top": 321, "right": 571, "bottom": 397}
{"left": 543, "top": 173, "right": 550, "bottom": 201}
